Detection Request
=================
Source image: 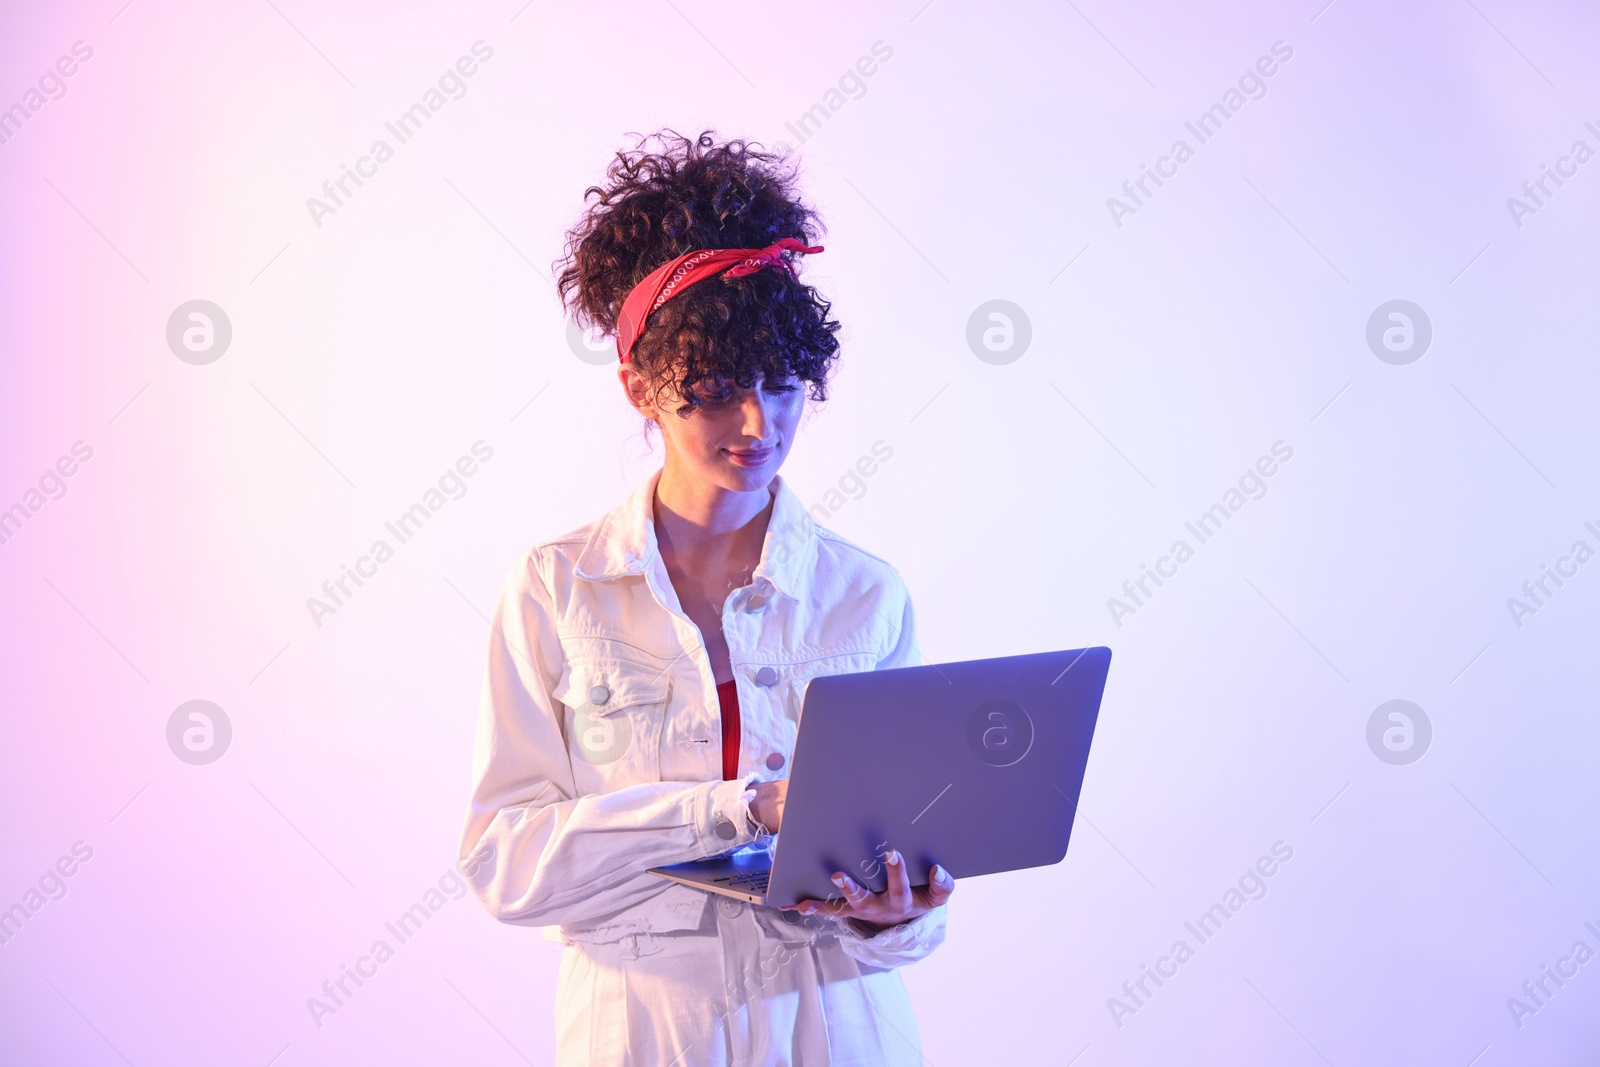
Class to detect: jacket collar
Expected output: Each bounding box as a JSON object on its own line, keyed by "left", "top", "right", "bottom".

{"left": 573, "top": 467, "right": 818, "bottom": 603}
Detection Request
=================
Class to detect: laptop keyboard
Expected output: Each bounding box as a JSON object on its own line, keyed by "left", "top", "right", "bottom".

{"left": 711, "top": 869, "right": 771, "bottom": 894}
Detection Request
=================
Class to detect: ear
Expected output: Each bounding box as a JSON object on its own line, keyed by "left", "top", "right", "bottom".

{"left": 618, "top": 364, "right": 659, "bottom": 420}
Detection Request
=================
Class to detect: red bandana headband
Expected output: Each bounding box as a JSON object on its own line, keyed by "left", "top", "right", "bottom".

{"left": 614, "top": 237, "right": 824, "bottom": 363}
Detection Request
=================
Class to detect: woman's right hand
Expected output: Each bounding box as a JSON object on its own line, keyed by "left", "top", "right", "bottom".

{"left": 747, "top": 778, "right": 787, "bottom": 834}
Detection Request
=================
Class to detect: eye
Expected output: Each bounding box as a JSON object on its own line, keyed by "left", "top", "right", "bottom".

{"left": 762, "top": 379, "right": 799, "bottom": 395}
{"left": 683, "top": 384, "right": 734, "bottom": 410}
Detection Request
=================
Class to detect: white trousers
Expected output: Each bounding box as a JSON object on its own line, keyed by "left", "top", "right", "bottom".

{"left": 554, "top": 895, "right": 925, "bottom": 1067}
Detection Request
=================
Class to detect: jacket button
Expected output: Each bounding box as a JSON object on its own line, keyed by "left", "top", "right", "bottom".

{"left": 747, "top": 593, "right": 767, "bottom": 612}
{"left": 766, "top": 752, "right": 785, "bottom": 770}
{"left": 588, "top": 685, "right": 610, "bottom": 705}
{"left": 755, "top": 666, "right": 778, "bottom": 687}
{"left": 714, "top": 817, "right": 737, "bottom": 840}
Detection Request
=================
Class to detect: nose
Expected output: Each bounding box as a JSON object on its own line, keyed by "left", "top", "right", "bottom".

{"left": 739, "top": 389, "right": 776, "bottom": 444}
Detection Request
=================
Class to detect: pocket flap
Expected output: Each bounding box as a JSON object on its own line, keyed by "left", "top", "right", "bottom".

{"left": 553, "top": 662, "right": 672, "bottom": 717}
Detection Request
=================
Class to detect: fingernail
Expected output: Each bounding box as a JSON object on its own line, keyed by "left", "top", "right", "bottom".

{"left": 934, "top": 864, "right": 952, "bottom": 883}
{"left": 830, "top": 873, "right": 846, "bottom": 887}
{"left": 888, "top": 850, "right": 902, "bottom": 866}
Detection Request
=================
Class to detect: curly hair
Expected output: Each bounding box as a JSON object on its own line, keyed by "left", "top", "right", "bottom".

{"left": 555, "top": 129, "right": 841, "bottom": 415}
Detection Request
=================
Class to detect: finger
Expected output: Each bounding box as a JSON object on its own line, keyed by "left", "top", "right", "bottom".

{"left": 925, "top": 862, "right": 956, "bottom": 907}
{"left": 830, "top": 870, "right": 872, "bottom": 913}
{"left": 817, "top": 895, "right": 855, "bottom": 919}
{"left": 884, "top": 850, "right": 912, "bottom": 914}
{"left": 785, "top": 892, "right": 854, "bottom": 918}
{"left": 780, "top": 894, "right": 821, "bottom": 913}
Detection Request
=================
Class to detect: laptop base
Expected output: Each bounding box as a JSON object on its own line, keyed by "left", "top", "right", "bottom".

{"left": 648, "top": 844, "right": 775, "bottom": 905}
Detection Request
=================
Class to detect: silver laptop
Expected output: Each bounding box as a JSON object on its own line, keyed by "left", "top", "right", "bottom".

{"left": 647, "top": 646, "right": 1112, "bottom": 907}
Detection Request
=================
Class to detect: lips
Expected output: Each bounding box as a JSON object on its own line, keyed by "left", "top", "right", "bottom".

{"left": 724, "top": 446, "right": 775, "bottom": 468}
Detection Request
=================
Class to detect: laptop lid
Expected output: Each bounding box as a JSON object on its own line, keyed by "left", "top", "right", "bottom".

{"left": 764, "top": 646, "right": 1112, "bottom": 908}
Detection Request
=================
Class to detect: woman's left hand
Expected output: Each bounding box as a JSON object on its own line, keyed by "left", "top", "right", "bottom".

{"left": 778, "top": 850, "right": 954, "bottom": 934}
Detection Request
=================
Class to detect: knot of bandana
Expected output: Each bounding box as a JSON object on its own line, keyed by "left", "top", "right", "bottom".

{"left": 614, "top": 238, "right": 824, "bottom": 364}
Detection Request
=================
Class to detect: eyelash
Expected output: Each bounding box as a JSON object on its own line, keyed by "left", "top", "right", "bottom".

{"left": 690, "top": 382, "right": 797, "bottom": 408}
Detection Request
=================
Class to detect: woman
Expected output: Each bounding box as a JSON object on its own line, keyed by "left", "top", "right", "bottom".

{"left": 458, "top": 130, "right": 954, "bottom": 1066}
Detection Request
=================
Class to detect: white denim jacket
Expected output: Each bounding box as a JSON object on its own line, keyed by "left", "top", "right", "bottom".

{"left": 457, "top": 468, "right": 946, "bottom": 968}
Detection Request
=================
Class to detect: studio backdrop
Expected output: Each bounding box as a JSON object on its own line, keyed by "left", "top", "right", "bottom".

{"left": 1, "top": 0, "right": 1596, "bottom": 1063}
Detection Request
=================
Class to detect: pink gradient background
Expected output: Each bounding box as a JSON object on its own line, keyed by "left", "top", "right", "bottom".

{"left": 3, "top": 1, "right": 1598, "bottom": 1064}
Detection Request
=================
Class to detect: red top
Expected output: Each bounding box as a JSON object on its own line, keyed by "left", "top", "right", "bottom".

{"left": 715, "top": 679, "right": 741, "bottom": 780}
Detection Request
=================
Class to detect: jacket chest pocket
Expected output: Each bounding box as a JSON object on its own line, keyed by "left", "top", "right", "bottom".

{"left": 553, "top": 658, "right": 673, "bottom": 789}
{"left": 775, "top": 653, "right": 880, "bottom": 724}
{"left": 741, "top": 652, "right": 879, "bottom": 775}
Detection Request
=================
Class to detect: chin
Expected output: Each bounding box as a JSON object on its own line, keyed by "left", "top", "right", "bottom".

{"left": 724, "top": 468, "right": 776, "bottom": 492}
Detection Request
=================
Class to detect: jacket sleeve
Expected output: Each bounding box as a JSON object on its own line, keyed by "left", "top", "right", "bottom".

{"left": 457, "top": 553, "right": 762, "bottom": 929}
{"left": 876, "top": 574, "right": 921, "bottom": 671}
{"left": 831, "top": 574, "right": 950, "bottom": 968}
{"left": 834, "top": 903, "right": 948, "bottom": 968}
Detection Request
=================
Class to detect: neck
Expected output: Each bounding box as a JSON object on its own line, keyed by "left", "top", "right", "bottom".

{"left": 653, "top": 458, "right": 775, "bottom": 565}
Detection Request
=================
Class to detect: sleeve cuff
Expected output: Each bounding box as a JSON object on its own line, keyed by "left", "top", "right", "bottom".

{"left": 831, "top": 903, "right": 948, "bottom": 968}
{"left": 837, "top": 908, "right": 933, "bottom": 943}
{"left": 700, "top": 772, "right": 761, "bottom": 853}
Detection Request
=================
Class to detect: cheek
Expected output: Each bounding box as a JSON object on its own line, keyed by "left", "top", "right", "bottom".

{"left": 775, "top": 394, "right": 805, "bottom": 433}
{"left": 670, "top": 412, "right": 734, "bottom": 456}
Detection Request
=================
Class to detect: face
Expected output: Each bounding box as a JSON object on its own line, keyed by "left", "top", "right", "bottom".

{"left": 621, "top": 366, "right": 805, "bottom": 493}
